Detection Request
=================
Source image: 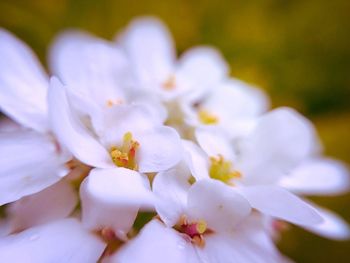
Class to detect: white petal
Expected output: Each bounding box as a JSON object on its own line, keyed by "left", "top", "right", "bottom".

{"left": 137, "top": 126, "right": 183, "bottom": 173}
{"left": 0, "top": 218, "right": 105, "bottom": 263}
{"left": 203, "top": 79, "right": 268, "bottom": 118}
{"left": 280, "top": 158, "right": 350, "bottom": 196}
{"left": 0, "top": 131, "right": 68, "bottom": 205}
{"left": 199, "top": 79, "right": 269, "bottom": 138}
{"left": 7, "top": 178, "right": 78, "bottom": 232}
{"left": 195, "top": 127, "right": 236, "bottom": 160}
{"left": 107, "top": 220, "right": 198, "bottom": 263}
{"left": 48, "top": 77, "right": 112, "bottom": 168}
{"left": 80, "top": 168, "right": 154, "bottom": 236}
{"left": 240, "top": 185, "right": 322, "bottom": 226}
{"left": 50, "top": 31, "right": 130, "bottom": 110}
{"left": 239, "top": 107, "right": 320, "bottom": 184}
{"left": 187, "top": 180, "right": 251, "bottom": 234}
{"left": 200, "top": 228, "right": 282, "bottom": 263}
{"left": 118, "top": 17, "right": 175, "bottom": 86}
{"left": 183, "top": 140, "right": 210, "bottom": 181}
{"left": 176, "top": 47, "right": 228, "bottom": 101}
{"left": 0, "top": 29, "right": 48, "bottom": 132}
{"left": 153, "top": 164, "right": 191, "bottom": 226}
{"left": 302, "top": 206, "right": 350, "bottom": 240}
{"left": 91, "top": 104, "right": 161, "bottom": 147}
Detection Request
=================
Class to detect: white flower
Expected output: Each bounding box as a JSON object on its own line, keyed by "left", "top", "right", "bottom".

{"left": 48, "top": 77, "right": 183, "bottom": 172}
{"left": 182, "top": 78, "right": 269, "bottom": 139}
{"left": 108, "top": 165, "right": 285, "bottom": 263}
{"left": 0, "top": 30, "right": 72, "bottom": 205}
{"left": 0, "top": 218, "right": 105, "bottom": 262}
{"left": 117, "top": 17, "right": 229, "bottom": 102}
{"left": 49, "top": 30, "right": 167, "bottom": 123}
{"left": 188, "top": 107, "right": 323, "bottom": 226}
{"left": 48, "top": 77, "right": 182, "bottom": 235}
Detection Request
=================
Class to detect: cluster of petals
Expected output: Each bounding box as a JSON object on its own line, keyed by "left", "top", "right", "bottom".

{"left": 0, "top": 16, "right": 349, "bottom": 262}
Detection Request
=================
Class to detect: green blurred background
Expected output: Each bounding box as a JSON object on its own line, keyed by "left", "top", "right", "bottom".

{"left": 0, "top": 0, "right": 349, "bottom": 261}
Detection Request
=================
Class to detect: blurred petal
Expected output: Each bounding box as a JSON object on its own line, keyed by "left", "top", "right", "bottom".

{"left": 80, "top": 168, "right": 154, "bottom": 236}
{"left": 48, "top": 77, "right": 112, "bottom": 168}
{"left": 0, "top": 131, "right": 67, "bottom": 205}
{"left": 7, "top": 179, "right": 78, "bottom": 232}
{"left": 118, "top": 17, "right": 175, "bottom": 85}
{"left": 108, "top": 220, "right": 198, "bottom": 263}
{"left": 183, "top": 140, "right": 210, "bottom": 181}
{"left": 0, "top": 219, "right": 105, "bottom": 263}
{"left": 176, "top": 47, "right": 228, "bottom": 100}
{"left": 280, "top": 158, "right": 350, "bottom": 196}
{"left": 153, "top": 164, "right": 191, "bottom": 226}
{"left": 137, "top": 126, "right": 183, "bottom": 173}
{"left": 91, "top": 104, "right": 161, "bottom": 147}
{"left": 240, "top": 107, "right": 320, "bottom": 184}
{"left": 303, "top": 206, "right": 350, "bottom": 240}
{"left": 0, "top": 29, "right": 48, "bottom": 132}
{"left": 195, "top": 128, "right": 236, "bottom": 160}
{"left": 240, "top": 185, "right": 322, "bottom": 226}
{"left": 50, "top": 31, "right": 130, "bottom": 109}
{"left": 187, "top": 180, "right": 251, "bottom": 233}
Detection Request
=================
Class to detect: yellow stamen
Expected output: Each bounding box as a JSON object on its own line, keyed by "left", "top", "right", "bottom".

{"left": 109, "top": 132, "right": 139, "bottom": 170}
{"left": 209, "top": 155, "right": 241, "bottom": 184}
{"left": 196, "top": 220, "right": 207, "bottom": 234}
{"left": 198, "top": 109, "right": 219, "bottom": 125}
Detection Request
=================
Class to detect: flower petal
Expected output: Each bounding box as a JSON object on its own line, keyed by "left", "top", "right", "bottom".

{"left": 153, "top": 163, "right": 191, "bottom": 226}
{"left": 107, "top": 220, "right": 197, "bottom": 263}
{"left": 91, "top": 104, "right": 161, "bottom": 147}
{"left": 195, "top": 128, "right": 236, "bottom": 160}
{"left": 302, "top": 206, "right": 350, "bottom": 240}
{"left": 239, "top": 107, "right": 320, "bottom": 184}
{"left": 80, "top": 168, "right": 154, "bottom": 236}
{"left": 280, "top": 158, "right": 350, "bottom": 196}
{"left": 137, "top": 126, "right": 183, "bottom": 173}
{"left": 118, "top": 17, "right": 175, "bottom": 86}
{"left": 240, "top": 185, "right": 323, "bottom": 226}
{"left": 48, "top": 77, "right": 112, "bottom": 168}
{"left": 0, "top": 131, "right": 68, "bottom": 205}
{"left": 0, "top": 29, "right": 48, "bottom": 132}
{"left": 187, "top": 180, "right": 251, "bottom": 234}
{"left": 7, "top": 178, "right": 78, "bottom": 232}
{"left": 176, "top": 47, "right": 228, "bottom": 101}
{"left": 50, "top": 31, "right": 130, "bottom": 110}
{"left": 0, "top": 219, "right": 105, "bottom": 262}
{"left": 183, "top": 140, "right": 210, "bottom": 181}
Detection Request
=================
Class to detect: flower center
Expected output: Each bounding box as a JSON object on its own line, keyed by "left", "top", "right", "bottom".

{"left": 209, "top": 155, "right": 241, "bottom": 185}
{"left": 198, "top": 109, "right": 219, "bottom": 124}
{"left": 109, "top": 132, "right": 140, "bottom": 170}
{"left": 174, "top": 215, "right": 209, "bottom": 247}
{"left": 162, "top": 75, "right": 176, "bottom": 90}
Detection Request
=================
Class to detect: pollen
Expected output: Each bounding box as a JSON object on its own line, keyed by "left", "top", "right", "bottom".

{"left": 209, "top": 155, "right": 241, "bottom": 185}
{"left": 198, "top": 109, "right": 219, "bottom": 125}
{"left": 109, "top": 132, "right": 140, "bottom": 170}
{"left": 162, "top": 75, "right": 176, "bottom": 90}
{"left": 174, "top": 215, "right": 210, "bottom": 247}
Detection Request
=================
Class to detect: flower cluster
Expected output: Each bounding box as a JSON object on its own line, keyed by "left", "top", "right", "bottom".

{"left": 0, "top": 17, "right": 349, "bottom": 262}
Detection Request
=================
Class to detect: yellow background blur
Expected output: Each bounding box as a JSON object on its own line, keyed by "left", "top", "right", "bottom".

{"left": 1, "top": 0, "right": 349, "bottom": 261}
